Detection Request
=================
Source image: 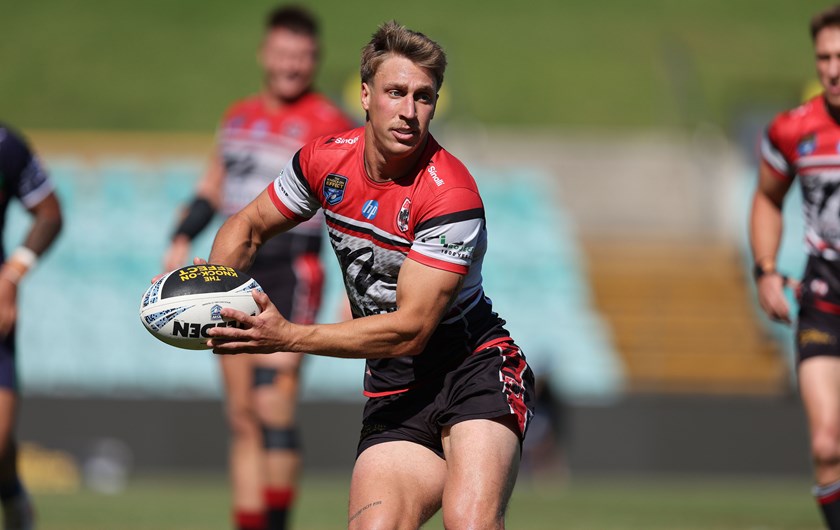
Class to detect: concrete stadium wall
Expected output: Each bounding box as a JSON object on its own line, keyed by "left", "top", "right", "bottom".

{"left": 18, "top": 394, "right": 811, "bottom": 477}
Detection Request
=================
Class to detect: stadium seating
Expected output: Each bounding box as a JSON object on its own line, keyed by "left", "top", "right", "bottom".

{"left": 585, "top": 239, "right": 788, "bottom": 394}
{"left": 8, "top": 158, "right": 624, "bottom": 401}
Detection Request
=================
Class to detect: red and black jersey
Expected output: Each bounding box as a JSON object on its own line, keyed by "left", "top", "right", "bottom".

{"left": 268, "top": 128, "right": 513, "bottom": 395}
{"left": 762, "top": 95, "right": 840, "bottom": 259}
{"left": 217, "top": 92, "right": 354, "bottom": 261}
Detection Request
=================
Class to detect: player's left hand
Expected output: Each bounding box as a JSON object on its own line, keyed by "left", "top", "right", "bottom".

{"left": 150, "top": 257, "right": 209, "bottom": 284}
{"left": 206, "top": 289, "right": 294, "bottom": 354}
{"left": 0, "top": 279, "right": 18, "bottom": 338}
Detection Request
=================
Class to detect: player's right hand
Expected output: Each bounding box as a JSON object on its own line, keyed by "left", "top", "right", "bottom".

{"left": 756, "top": 273, "right": 792, "bottom": 324}
{"left": 162, "top": 235, "right": 191, "bottom": 272}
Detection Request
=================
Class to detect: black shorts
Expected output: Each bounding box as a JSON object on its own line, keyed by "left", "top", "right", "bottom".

{"left": 357, "top": 340, "right": 535, "bottom": 459}
{"left": 0, "top": 328, "right": 16, "bottom": 391}
{"left": 250, "top": 251, "right": 324, "bottom": 325}
{"left": 797, "top": 256, "right": 840, "bottom": 363}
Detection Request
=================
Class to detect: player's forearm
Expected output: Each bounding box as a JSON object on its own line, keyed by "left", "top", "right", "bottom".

{"left": 749, "top": 191, "right": 784, "bottom": 267}
{"left": 287, "top": 310, "right": 433, "bottom": 359}
{"left": 208, "top": 212, "right": 262, "bottom": 271}
{"left": 23, "top": 196, "right": 62, "bottom": 256}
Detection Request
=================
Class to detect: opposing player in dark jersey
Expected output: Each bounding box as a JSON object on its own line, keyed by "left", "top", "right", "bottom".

{"left": 162, "top": 7, "right": 352, "bottom": 530}
{"left": 751, "top": 5, "right": 840, "bottom": 528}
{"left": 202, "top": 21, "right": 534, "bottom": 529}
{"left": 0, "top": 124, "right": 62, "bottom": 530}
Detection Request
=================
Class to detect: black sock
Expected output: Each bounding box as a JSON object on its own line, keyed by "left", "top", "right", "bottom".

{"left": 265, "top": 487, "right": 294, "bottom": 530}
{"left": 814, "top": 480, "right": 840, "bottom": 529}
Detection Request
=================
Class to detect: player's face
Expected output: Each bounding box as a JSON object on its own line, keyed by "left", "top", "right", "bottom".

{"left": 361, "top": 54, "right": 437, "bottom": 159}
{"left": 816, "top": 26, "right": 840, "bottom": 107}
{"left": 260, "top": 28, "right": 318, "bottom": 102}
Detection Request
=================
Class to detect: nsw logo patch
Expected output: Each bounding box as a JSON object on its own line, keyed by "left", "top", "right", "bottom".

{"left": 323, "top": 174, "right": 348, "bottom": 206}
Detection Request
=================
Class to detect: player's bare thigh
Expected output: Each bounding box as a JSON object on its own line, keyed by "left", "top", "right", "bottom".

{"left": 800, "top": 356, "right": 840, "bottom": 481}
{"left": 349, "top": 441, "right": 446, "bottom": 530}
{"left": 440, "top": 416, "right": 521, "bottom": 529}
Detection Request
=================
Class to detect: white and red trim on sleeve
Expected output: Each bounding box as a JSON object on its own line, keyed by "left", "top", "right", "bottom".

{"left": 760, "top": 132, "right": 793, "bottom": 181}
{"left": 268, "top": 150, "right": 321, "bottom": 222}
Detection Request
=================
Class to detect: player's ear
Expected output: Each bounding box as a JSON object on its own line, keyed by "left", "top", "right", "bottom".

{"left": 361, "top": 82, "right": 371, "bottom": 112}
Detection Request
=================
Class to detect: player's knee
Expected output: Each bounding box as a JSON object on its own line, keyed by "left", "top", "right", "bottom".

{"left": 442, "top": 501, "right": 505, "bottom": 530}
{"left": 226, "top": 403, "right": 260, "bottom": 440}
{"left": 811, "top": 426, "right": 840, "bottom": 469}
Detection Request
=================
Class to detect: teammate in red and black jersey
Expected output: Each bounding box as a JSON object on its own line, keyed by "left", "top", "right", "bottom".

{"left": 751, "top": 5, "right": 840, "bottom": 528}
{"left": 0, "top": 124, "right": 62, "bottom": 530}
{"left": 162, "top": 7, "right": 352, "bottom": 530}
{"left": 203, "top": 21, "right": 534, "bottom": 529}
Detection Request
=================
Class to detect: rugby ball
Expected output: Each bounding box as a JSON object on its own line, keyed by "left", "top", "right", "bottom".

{"left": 140, "top": 264, "right": 262, "bottom": 350}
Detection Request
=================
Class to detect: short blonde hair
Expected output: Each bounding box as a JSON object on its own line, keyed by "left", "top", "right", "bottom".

{"left": 360, "top": 21, "right": 447, "bottom": 91}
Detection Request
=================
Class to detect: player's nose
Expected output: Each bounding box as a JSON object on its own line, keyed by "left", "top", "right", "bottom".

{"left": 399, "top": 96, "right": 417, "bottom": 119}
{"left": 829, "top": 56, "right": 840, "bottom": 78}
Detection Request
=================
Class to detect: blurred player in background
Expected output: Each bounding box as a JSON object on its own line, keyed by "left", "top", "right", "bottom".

{"left": 204, "top": 21, "right": 535, "bottom": 529}
{"left": 0, "top": 124, "right": 62, "bottom": 530}
{"left": 750, "top": 5, "right": 840, "bottom": 528}
{"left": 163, "top": 6, "right": 353, "bottom": 530}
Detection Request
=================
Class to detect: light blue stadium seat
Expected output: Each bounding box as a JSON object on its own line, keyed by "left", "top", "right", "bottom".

{"left": 11, "top": 157, "right": 623, "bottom": 401}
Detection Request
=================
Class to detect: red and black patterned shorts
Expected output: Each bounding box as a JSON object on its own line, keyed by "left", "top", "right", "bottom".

{"left": 357, "top": 340, "right": 535, "bottom": 459}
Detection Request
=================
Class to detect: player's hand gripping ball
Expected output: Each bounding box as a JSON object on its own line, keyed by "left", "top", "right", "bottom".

{"left": 140, "top": 265, "right": 262, "bottom": 350}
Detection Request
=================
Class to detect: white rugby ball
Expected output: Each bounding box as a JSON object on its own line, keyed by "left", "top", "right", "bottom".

{"left": 140, "top": 264, "right": 262, "bottom": 350}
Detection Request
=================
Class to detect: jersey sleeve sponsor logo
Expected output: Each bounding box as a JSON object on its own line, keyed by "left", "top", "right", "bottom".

{"left": 362, "top": 200, "right": 379, "bottom": 220}
{"left": 397, "top": 197, "right": 411, "bottom": 232}
{"left": 323, "top": 174, "right": 348, "bottom": 205}
{"left": 437, "top": 234, "right": 475, "bottom": 260}
{"left": 412, "top": 212, "right": 484, "bottom": 270}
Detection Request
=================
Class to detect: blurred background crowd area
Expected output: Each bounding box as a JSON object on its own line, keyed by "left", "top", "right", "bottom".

{"left": 2, "top": 1, "right": 834, "bottom": 528}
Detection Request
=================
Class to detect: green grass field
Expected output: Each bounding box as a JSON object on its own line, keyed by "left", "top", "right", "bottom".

{"left": 0, "top": 0, "right": 832, "bottom": 130}
{"left": 30, "top": 473, "right": 822, "bottom": 530}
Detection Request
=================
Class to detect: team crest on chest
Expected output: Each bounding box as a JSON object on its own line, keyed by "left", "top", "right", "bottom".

{"left": 324, "top": 174, "right": 348, "bottom": 205}
{"left": 397, "top": 197, "right": 411, "bottom": 232}
{"left": 798, "top": 133, "right": 817, "bottom": 156}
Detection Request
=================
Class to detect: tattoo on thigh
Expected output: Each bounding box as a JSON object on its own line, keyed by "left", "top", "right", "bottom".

{"left": 348, "top": 500, "right": 383, "bottom": 524}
